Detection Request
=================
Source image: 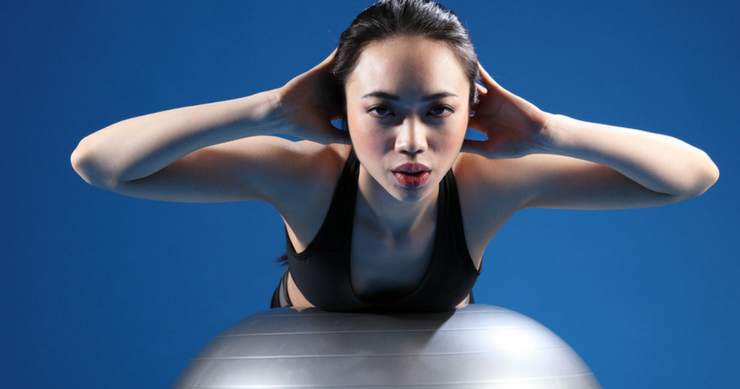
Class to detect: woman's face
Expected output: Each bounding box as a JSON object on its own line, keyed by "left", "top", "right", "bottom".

{"left": 345, "top": 36, "right": 471, "bottom": 203}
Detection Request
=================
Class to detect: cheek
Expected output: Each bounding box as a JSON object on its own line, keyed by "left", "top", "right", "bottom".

{"left": 347, "top": 114, "right": 387, "bottom": 157}
{"left": 434, "top": 119, "right": 468, "bottom": 153}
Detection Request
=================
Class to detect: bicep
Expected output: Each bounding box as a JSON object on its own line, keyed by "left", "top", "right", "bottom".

{"left": 104, "top": 136, "right": 318, "bottom": 203}
{"left": 459, "top": 153, "right": 678, "bottom": 215}
{"left": 511, "top": 155, "right": 678, "bottom": 210}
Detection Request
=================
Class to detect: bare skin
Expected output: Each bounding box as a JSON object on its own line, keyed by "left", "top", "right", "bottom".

{"left": 71, "top": 36, "right": 719, "bottom": 308}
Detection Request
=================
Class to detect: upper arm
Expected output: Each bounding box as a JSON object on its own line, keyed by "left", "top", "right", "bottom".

{"left": 513, "top": 154, "right": 680, "bottom": 210}
{"left": 456, "top": 153, "right": 684, "bottom": 258}
{"left": 457, "top": 153, "right": 681, "bottom": 215}
{"left": 92, "top": 136, "right": 337, "bottom": 204}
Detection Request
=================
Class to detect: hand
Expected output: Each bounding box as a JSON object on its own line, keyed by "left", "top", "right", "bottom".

{"left": 276, "top": 50, "right": 350, "bottom": 145}
{"left": 463, "top": 64, "right": 552, "bottom": 159}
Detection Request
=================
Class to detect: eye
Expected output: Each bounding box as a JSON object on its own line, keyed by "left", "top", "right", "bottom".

{"left": 368, "top": 105, "right": 394, "bottom": 117}
{"left": 428, "top": 105, "right": 454, "bottom": 117}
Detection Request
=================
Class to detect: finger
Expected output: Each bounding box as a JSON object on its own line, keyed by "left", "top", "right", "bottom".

{"left": 477, "top": 62, "right": 503, "bottom": 90}
{"left": 477, "top": 62, "right": 493, "bottom": 85}
{"left": 476, "top": 82, "right": 488, "bottom": 95}
{"left": 324, "top": 48, "right": 338, "bottom": 64}
{"left": 467, "top": 116, "right": 486, "bottom": 132}
{"left": 314, "top": 48, "right": 338, "bottom": 71}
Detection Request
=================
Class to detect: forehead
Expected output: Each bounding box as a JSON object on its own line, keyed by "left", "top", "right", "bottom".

{"left": 346, "top": 36, "right": 469, "bottom": 96}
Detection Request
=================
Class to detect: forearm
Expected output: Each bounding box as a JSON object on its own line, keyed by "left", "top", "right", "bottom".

{"left": 542, "top": 114, "right": 719, "bottom": 198}
{"left": 71, "top": 89, "right": 286, "bottom": 186}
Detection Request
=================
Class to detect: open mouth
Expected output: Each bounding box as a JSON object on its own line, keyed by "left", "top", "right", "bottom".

{"left": 392, "top": 164, "right": 431, "bottom": 188}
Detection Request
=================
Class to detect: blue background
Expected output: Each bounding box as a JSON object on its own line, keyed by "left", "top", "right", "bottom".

{"left": 2, "top": 0, "right": 738, "bottom": 387}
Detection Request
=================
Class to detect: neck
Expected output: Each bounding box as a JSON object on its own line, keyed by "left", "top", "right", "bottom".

{"left": 356, "top": 166, "right": 438, "bottom": 236}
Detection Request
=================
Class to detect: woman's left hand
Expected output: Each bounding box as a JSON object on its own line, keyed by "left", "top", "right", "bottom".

{"left": 463, "top": 64, "right": 552, "bottom": 159}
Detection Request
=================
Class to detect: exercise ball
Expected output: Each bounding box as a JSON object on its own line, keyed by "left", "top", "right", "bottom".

{"left": 172, "top": 304, "right": 602, "bottom": 388}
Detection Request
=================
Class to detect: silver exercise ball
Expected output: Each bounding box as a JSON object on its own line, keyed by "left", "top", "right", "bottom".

{"left": 172, "top": 304, "right": 602, "bottom": 388}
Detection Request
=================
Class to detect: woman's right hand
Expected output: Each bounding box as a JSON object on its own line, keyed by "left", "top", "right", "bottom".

{"left": 275, "top": 50, "right": 350, "bottom": 145}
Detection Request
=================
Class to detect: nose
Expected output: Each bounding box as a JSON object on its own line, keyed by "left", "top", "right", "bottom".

{"left": 394, "top": 117, "right": 427, "bottom": 156}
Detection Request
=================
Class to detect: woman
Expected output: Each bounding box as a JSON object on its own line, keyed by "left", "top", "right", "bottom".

{"left": 71, "top": 0, "right": 719, "bottom": 312}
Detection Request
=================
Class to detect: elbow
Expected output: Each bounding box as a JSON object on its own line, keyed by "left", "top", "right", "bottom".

{"left": 71, "top": 138, "right": 91, "bottom": 181}
{"left": 70, "top": 136, "right": 117, "bottom": 189}
{"left": 675, "top": 154, "right": 720, "bottom": 201}
{"left": 71, "top": 138, "right": 98, "bottom": 185}
{"left": 696, "top": 158, "right": 720, "bottom": 196}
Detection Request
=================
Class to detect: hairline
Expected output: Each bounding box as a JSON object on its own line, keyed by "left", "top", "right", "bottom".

{"left": 341, "top": 34, "right": 475, "bottom": 93}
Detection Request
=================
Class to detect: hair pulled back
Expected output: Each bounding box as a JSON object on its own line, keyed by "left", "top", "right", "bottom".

{"left": 332, "top": 0, "right": 479, "bottom": 110}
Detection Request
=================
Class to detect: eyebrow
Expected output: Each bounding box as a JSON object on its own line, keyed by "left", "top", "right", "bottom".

{"left": 361, "top": 91, "right": 459, "bottom": 101}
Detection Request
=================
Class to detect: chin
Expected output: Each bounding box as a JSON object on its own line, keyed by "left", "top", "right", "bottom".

{"left": 389, "top": 179, "right": 439, "bottom": 203}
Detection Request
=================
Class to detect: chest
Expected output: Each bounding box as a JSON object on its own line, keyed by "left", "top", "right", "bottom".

{"left": 349, "top": 220, "right": 436, "bottom": 301}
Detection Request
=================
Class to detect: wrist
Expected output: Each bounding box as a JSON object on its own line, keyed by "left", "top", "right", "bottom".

{"left": 244, "top": 88, "right": 292, "bottom": 136}
{"left": 538, "top": 114, "right": 581, "bottom": 155}
{"left": 530, "top": 113, "right": 564, "bottom": 154}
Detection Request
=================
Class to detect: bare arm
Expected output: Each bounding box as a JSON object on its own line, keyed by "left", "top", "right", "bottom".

{"left": 462, "top": 64, "right": 719, "bottom": 212}
{"left": 521, "top": 115, "right": 718, "bottom": 209}
{"left": 71, "top": 52, "right": 348, "bottom": 203}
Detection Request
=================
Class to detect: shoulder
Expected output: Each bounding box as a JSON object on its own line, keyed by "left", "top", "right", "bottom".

{"left": 245, "top": 138, "right": 350, "bottom": 204}
{"left": 451, "top": 152, "right": 547, "bottom": 258}
{"left": 452, "top": 151, "right": 585, "bottom": 210}
{"left": 259, "top": 141, "right": 351, "bottom": 247}
{"left": 452, "top": 153, "right": 532, "bottom": 213}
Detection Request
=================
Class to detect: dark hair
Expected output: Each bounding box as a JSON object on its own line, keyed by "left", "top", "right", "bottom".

{"left": 277, "top": 0, "right": 477, "bottom": 267}
{"left": 332, "top": 0, "right": 479, "bottom": 110}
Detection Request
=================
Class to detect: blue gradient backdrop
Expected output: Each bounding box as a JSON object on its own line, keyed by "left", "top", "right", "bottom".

{"left": 2, "top": 1, "right": 738, "bottom": 387}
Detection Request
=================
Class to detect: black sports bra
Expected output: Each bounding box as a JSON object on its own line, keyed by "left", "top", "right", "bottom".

{"left": 285, "top": 150, "right": 480, "bottom": 312}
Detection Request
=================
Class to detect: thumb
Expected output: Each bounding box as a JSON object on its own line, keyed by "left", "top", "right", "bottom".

{"left": 461, "top": 138, "right": 488, "bottom": 156}
{"left": 316, "top": 123, "right": 351, "bottom": 145}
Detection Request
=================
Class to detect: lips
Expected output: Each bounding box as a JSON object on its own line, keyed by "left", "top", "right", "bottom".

{"left": 392, "top": 163, "right": 431, "bottom": 189}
